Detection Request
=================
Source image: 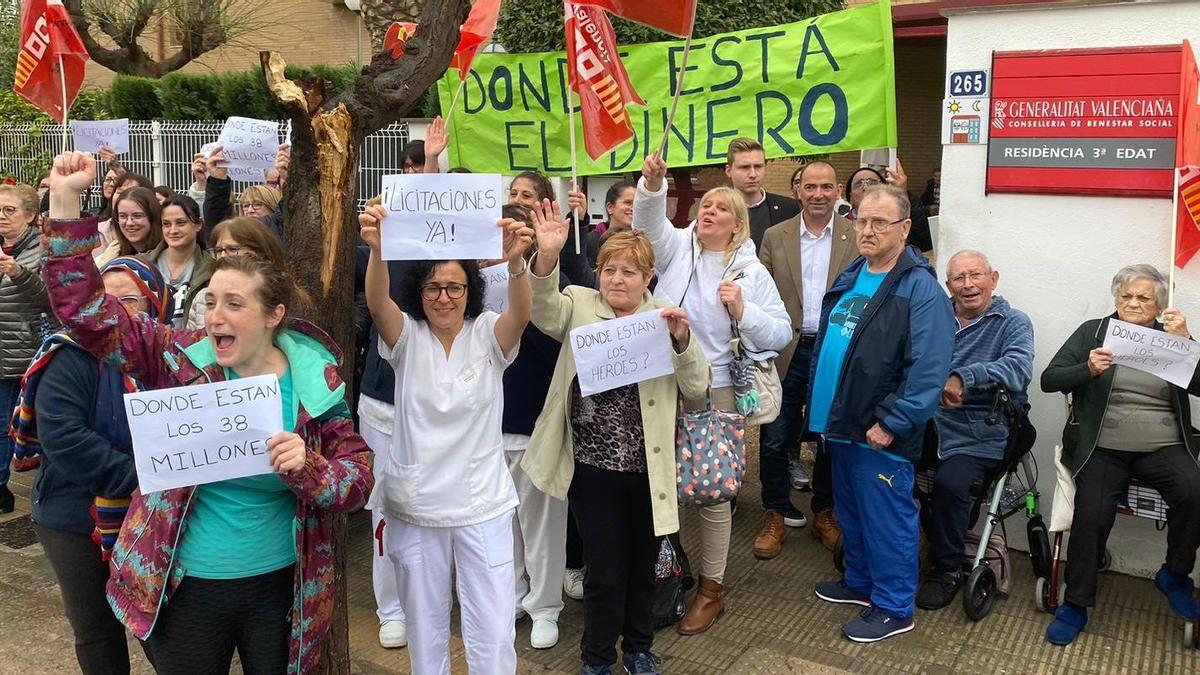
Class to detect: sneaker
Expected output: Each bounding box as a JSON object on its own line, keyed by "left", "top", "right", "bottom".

{"left": 789, "top": 461, "right": 812, "bottom": 491}
{"left": 916, "top": 570, "right": 963, "bottom": 610}
{"left": 1045, "top": 602, "right": 1088, "bottom": 646}
{"left": 531, "top": 618, "right": 559, "bottom": 649}
{"left": 621, "top": 651, "right": 663, "bottom": 675}
{"left": 1154, "top": 565, "right": 1200, "bottom": 620}
{"left": 564, "top": 568, "right": 585, "bottom": 600}
{"left": 782, "top": 508, "right": 807, "bottom": 528}
{"left": 842, "top": 606, "right": 915, "bottom": 642}
{"left": 0, "top": 485, "right": 13, "bottom": 514}
{"left": 378, "top": 620, "right": 407, "bottom": 649}
{"left": 580, "top": 664, "right": 612, "bottom": 675}
{"left": 814, "top": 579, "right": 871, "bottom": 607}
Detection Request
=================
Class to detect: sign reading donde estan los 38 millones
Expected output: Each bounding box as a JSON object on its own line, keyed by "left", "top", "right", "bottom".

{"left": 986, "top": 43, "right": 1199, "bottom": 198}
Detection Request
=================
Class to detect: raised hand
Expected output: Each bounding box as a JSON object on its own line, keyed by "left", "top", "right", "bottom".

{"left": 48, "top": 151, "right": 97, "bottom": 220}
{"left": 206, "top": 145, "right": 229, "bottom": 180}
{"left": 886, "top": 157, "right": 908, "bottom": 190}
{"left": 662, "top": 307, "right": 691, "bottom": 350}
{"left": 359, "top": 203, "right": 386, "bottom": 252}
{"left": 501, "top": 217, "right": 535, "bottom": 264}
{"left": 191, "top": 152, "right": 208, "bottom": 187}
{"left": 642, "top": 152, "right": 667, "bottom": 192}
{"left": 425, "top": 116, "right": 448, "bottom": 158}
{"left": 275, "top": 143, "right": 290, "bottom": 185}
{"left": 530, "top": 198, "right": 568, "bottom": 257}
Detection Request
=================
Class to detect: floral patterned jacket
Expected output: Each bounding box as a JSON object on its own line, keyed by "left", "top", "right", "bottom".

{"left": 44, "top": 217, "right": 373, "bottom": 674}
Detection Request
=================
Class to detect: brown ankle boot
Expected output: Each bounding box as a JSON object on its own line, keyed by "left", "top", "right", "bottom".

{"left": 677, "top": 577, "right": 724, "bottom": 635}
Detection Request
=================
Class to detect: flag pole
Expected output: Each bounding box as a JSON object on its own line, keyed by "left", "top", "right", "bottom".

{"left": 564, "top": 0, "right": 581, "bottom": 254}
{"left": 1169, "top": 167, "right": 1181, "bottom": 308}
{"left": 657, "top": 14, "right": 697, "bottom": 157}
{"left": 58, "top": 55, "right": 69, "bottom": 154}
{"left": 444, "top": 77, "right": 468, "bottom": 127}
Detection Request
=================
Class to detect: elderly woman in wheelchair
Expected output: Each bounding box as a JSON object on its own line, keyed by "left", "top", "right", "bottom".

{"left": 1041, "top": 264, "right": 1200, "bottom": 646}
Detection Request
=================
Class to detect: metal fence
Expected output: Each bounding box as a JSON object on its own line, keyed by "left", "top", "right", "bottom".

{"left": 0, "top": 121, "right": 411, "bottom": 210}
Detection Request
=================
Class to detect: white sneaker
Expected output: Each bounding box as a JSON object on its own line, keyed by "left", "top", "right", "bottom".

{"left": 378, "top": 620, "right": 407, "bottom": 649}
{"left": 530, "top": 618, "right": 559, "bottom": 649}
{"left": 563, "top": 568, "right": 585, "bottom": 600}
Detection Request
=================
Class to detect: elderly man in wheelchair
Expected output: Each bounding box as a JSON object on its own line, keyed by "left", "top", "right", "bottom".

{"left": 916, "top": 250, "right": 1036, "bottom": 611}
{"left": 1041, "top": 264, "right": 1200, "bottom": 646}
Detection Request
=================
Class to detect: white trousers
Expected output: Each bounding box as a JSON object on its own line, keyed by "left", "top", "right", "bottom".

{"left": 387, "top": 510, "right": 518, "bottom": 675}
{"left": 505, "top": 444, "right": 567, "bottom": 621}
{"left": 360, "top": 419, "right": 406, "bottom": 623}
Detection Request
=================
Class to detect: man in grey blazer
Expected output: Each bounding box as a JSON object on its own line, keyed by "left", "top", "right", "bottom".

{"left": 754, "top": 160, "right": 859, "bottom": 559}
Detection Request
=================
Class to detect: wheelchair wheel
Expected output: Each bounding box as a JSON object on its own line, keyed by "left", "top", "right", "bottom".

{"left": 1035, "top": 577, "right": 1049, "bottom": 613}
{"left": 833, "top": 537, "right": 845, "bottom": 573}
{"left": 963, "top": 565, "right": 997, "bottom": 621}
{"left": 1027, "top": 517, "right": 1052, "bottom": 579}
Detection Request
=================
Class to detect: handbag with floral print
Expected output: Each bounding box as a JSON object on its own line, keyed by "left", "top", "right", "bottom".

{"left": 675, "top": 398, "right": 747, "bottom": 507}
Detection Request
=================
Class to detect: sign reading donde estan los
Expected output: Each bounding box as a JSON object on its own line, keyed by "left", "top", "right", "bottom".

{"left": 986, "top": 43, "right": 1200, "bottom": 198}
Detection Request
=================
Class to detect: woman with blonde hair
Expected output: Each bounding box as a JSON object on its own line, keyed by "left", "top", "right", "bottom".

{"left": 632, "top": 153, "right": 792, "bottom": 635}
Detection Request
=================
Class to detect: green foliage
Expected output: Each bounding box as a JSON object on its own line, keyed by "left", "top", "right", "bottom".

{"left": 0, "top": 0, "right": 17, "bottom": 90}
{"left": 155, "top": 71, "right": 223, "bottom": 120}
{"left": 107, "top": 76, "right": 164, "bottom": 120}
{"left": 497, "top": 0, "right": 845, "bottom": 54}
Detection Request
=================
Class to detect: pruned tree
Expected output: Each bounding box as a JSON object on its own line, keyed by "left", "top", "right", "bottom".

{"left": 258, "top": 0, "right": 470, "bottom": 671}
{"left": 62, "top": 0, "right": 271, "bottom": 78}
{"left": 359, "top": 0, "right": 421, "bottom": 51}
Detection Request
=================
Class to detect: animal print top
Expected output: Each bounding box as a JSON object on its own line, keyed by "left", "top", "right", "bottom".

{"left": 569, "top": 378, "right": 647, "bottom": 473}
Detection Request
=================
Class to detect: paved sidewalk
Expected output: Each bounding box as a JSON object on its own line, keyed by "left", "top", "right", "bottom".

{"left": 2, "top": 438, "right": 1199, "bottom": 673}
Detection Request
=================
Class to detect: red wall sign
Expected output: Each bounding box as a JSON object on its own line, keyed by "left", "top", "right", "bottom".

{"left": 986, "top": 44, "right": 1191, "bottom": 198}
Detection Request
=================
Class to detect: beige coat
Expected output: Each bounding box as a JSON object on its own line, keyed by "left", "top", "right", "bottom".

{"left": 520, "top": 263, "right": 710, "bottom": 536}
{"left": 759, "top": 213, "right": 858, "bottom": 377}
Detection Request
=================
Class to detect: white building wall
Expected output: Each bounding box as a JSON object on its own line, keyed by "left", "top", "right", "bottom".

{"left": 942, "top": 1, "right": 1200, "bottom": 578}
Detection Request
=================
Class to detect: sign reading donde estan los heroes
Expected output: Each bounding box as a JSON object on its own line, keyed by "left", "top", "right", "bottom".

{"left": 986, "top": 43, "right": 1199, "bottom": 197}
{"left": 123, "top": 375, "right": 284, "bottom": 494}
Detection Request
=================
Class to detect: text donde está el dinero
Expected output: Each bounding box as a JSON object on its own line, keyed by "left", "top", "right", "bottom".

{"left": 126, "top": 379, "right": 280, "bottom": 473}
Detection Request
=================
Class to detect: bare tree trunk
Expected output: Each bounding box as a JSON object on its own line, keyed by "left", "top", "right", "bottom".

{"left": 259, "top": 0, "right": 469, "bottom": 670}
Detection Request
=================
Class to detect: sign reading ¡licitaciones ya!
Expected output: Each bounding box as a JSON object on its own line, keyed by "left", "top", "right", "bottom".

{"left": 439, "top": 1, "right": 897, "bottom": 176}
{"left": 986, "top": 44, "right": 1194, "bottom": 198}
{"left": 123, "top": 375, "right": 284, "bottom": 494}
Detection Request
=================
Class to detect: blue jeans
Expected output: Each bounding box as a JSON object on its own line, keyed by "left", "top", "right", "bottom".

{"left": 0, "top": 378, "right": 20, "bottom": 486}
{"left": 830, "top": 438, "right": 919, "bottom": 618}
{"left": 759, "top": 338, "right": 832, "bottom": 514}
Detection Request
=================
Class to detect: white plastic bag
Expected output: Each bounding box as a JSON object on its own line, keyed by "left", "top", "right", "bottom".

{"left": 1049, "top": 443, "right": 1076, "bottom": 533}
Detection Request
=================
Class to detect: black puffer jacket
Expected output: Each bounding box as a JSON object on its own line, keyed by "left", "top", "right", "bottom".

{"left": 0, "top": 226, "right": 53, "bottom": 379}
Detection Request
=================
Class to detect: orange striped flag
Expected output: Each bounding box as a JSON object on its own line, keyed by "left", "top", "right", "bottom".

{"left": 1177, "top": 166, "right": 1200, "bottom": 268}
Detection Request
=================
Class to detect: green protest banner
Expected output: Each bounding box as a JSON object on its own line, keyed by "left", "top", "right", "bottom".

{"left": 438, "top": 0, "right": 896, "bottom": 176}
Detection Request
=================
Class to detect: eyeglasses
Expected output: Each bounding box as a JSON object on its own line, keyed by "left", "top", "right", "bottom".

{"left": 949, "top": 272, "right": 988, "bottom": 286}
{"left": 421, "top": 283, "right": 466, "bottom": 301}
{"left": 0, "top": 206, "right": 20, "bottom": 218}
{"left": 212, "top": 245, "right": 246, "bottom": 258}
{"left": 117, "top": 212, "right": 148, "bottom": 223}
{"left": 240, "top": 201, "right": 268, "bottom": 212}
{"left": 402, "top": 163, "right": 420, "bottom": 174}
{"left": 852, "top": 178, "right": 882, "bottom": 190}
{"left": 852, "top": 217, "right": 906, "bottom": 232}
{"left": 102, "top": 176, "right": 117, "bottom": 186}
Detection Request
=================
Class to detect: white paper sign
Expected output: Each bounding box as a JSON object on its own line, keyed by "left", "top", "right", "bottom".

{"left": 570, "top": 311, "right": 676, "bottom": 396}
{"left": 481, "top": 263, "right": 509, "bottom": 314}
{"left": 123, "top": 374, "right": 285, "bottom": 494}
{"left": 379, "top": 173, "right": 504, "bottom": 260}
{"left": 1102, "top": 319, "right": 1200, "bottom": 388}
{"left": 70, "top": 119, "right": 129, "bottom": 154}
{"left": 216, "top": 116, "right": 279, "bottom": 182}
{"left": 199, "top": 141, "right": 219, "bottom": 158}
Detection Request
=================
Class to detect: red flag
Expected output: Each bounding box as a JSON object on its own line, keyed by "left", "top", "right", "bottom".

{"left": 565, "top": 4, "right": 644, "bottom": 160}
{"left": 449, "top": 0, "right": 502, "bottom": 80}
{"left": 383, "top": 22, "right": 418, "bottom": 60}
{"left": 1177, "top": 41, "right": 1200, "bottom": 167}
{"left": 1176, "top": 166, "right": 1200, "bottom": 269}
{"left": 573, "top": 0, "right": 696, "bottom": 37}
{"left": 13, "top": 0, "right": 89, "bottom": 123}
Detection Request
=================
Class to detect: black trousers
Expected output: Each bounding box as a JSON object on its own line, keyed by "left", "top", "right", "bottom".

{"left": 567, "top": 501, "right": 585, "bottom": 569}
{"left": 145, "top": 565, "right": 294, "bottom": 674}
{"left": 926, "top": 454, "right": 1000, "bottom": 573}
{"left": 569, "top": 462, "right": 658, "bottom": 667}
{"left": 1066, "top": 445, "right": 1200, "bottom": 607}
{"left": 36, "top": 524, "right": 137, "bottom": 675}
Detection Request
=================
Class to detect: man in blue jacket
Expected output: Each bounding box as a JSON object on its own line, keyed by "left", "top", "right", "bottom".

{"left": 808, "top": 184, "right": 955, "bottom": 642}
{"left": 918, "top": 250, "right": 1034, "bottom": 610}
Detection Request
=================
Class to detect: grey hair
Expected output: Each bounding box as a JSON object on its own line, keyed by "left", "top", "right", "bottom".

{"left": 861, "top": 184, "right": 910, "bottom": 219}
{"left": 946, "top": 250, "right": 993, "bottom": 277}
{"left": 1111, "top": 264, "right": 1168, "bottom": 308}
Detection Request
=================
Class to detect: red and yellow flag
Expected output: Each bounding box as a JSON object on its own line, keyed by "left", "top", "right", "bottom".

{"left": 449, "top": 0, "right": 502, "bottom": 80}
{"left": 13, "top": 0, "right": 89, "bottom": 123}
{"left": 565, "top": 3, "right": 645, "bottom": 159}
{"left": 1177, "top": 166, "right": 1200, "bottom": 269}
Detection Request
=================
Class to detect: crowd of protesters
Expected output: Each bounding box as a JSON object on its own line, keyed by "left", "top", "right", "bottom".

{"left": 1, "top": 120, "right": 1197, "bottom": 675}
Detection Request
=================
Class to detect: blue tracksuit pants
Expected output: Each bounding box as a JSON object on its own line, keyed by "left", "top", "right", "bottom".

{"left": 829, "top": 438, "right": 919, "bottom": 618}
